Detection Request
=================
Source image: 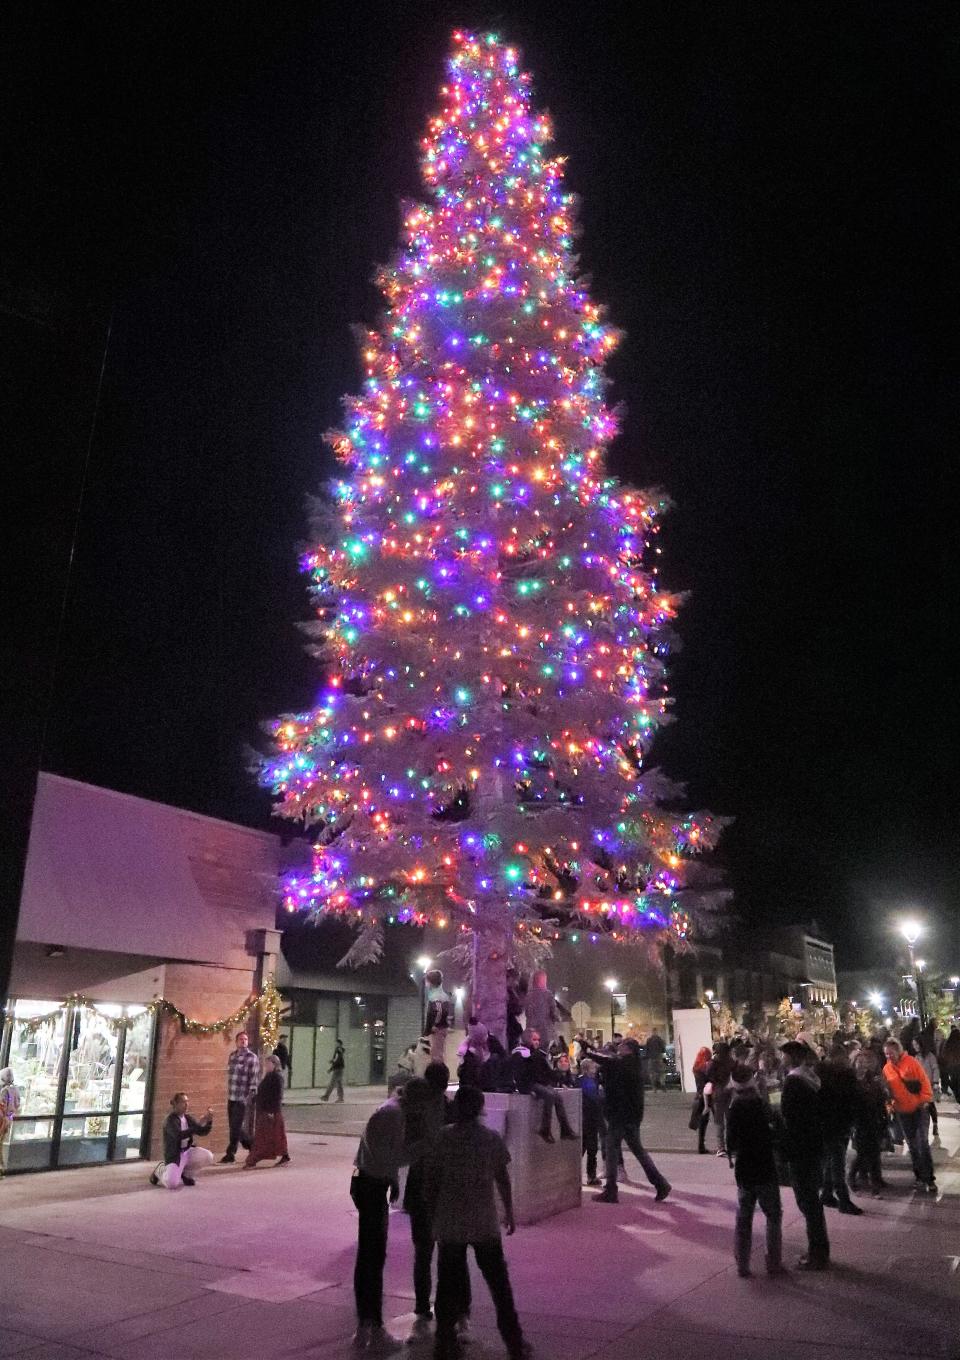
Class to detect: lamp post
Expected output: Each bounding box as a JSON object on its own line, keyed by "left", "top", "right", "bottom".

{"left": 416, "top": 955, "right": 433, "bottom": 1034}
{"left": 604, "top": 978, "right": 619, "bottom": 1044}
{"left": 704, "top": 989, "right": 716, "bottom": 1040}
{"left": 900, "top": 921, "right": 927, "bottom": 1028}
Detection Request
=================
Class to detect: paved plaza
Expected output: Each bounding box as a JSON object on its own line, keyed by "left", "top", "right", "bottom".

{"left": 1, "top": 1096, "right": 958, "bottom": 1360}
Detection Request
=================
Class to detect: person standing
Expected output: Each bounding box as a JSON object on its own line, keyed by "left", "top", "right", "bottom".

{"left": 426, "top": 1085, "right": 530, "bottom": 1360}
{"left": 522, "top": 970, "right": 559, "bottom": 1048}
{"left": 577, "top": 1058, "right": 605, "bottom": 1186}
{"left": 244, "top": 1055, "right": 290, "bottom": 1168}
{"left": 705, "top": 1042, "right": 733, "bottom": 1157}
{"left": 779, "top": 1040, "right": 830, "bottom": 1270}
{"left": 150, "top": 1093, "right": 214, "bottom": 1189}
{"left": 402, "top": 1064, "right": 452, "bottom": 1342}
{"left": 424, "top": 971, "right": 454, "bottom": 1064}
{"left": 221, "top": 1031, "right": 259, "bottom": 1163}
{"left": 849, "top": 1048, "right": 887, "bottom": 1195}
{"left": 691, "top": 1046, "right": 713, "bottom": 1154}
{"left": 645, "top": 1028, "right": 667, "bottom": 1092}
{"left": 938, "top": 1026, "right": 960, "bottom": 1104}
{"left": 590, "top": 1038, "right": 671, "bottom": 1204}
{"left": 818, "top": 1044, "right": 863, "bottom": 1214}
{"left": 323, "top": 1038, "right": 346, "bottom": 1102}
{"left": 273, "top": 1036, "right": 291, "bottom": 1085}
{"left": 725, "top": 1064, "right": 784, "bottom": 1278}
{"left": 0, "top": 1067, "right": 21, "bottom": 1176}
{"left": 883, "top": 1038, "right": 937, "bottom": 1194}
{"left": 350, "top": 1086, "right": 409, "bottom": 1354}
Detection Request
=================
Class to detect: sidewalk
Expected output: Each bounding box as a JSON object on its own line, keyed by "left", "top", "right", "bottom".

{"left": 1, "top": 1101, "right": 958, "bottom": 1359}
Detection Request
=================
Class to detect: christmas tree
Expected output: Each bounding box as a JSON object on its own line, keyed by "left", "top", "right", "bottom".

{"left": 263, "top": 31, "right": 727, "bottom": 1039}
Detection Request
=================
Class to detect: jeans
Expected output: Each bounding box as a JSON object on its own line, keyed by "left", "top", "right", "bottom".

{"left": 226, "top": 1098, "right": 251, "bottom": 1157}
{"left": 583, "top": 1124, "right": 600, "bottom": 1180}
{"left": 350, "top": 1171, "right": 391, "bottom": 1325}
{"left": 712, "top": 1089, "right": 731, "bottom": 1152}
{"left": 604, "top": 1121, "right": 669, "bottom": 1194}
{"left": 789, "top": 1157, "right": 830, "bottom": 1263}
{"left": 531, "top": 1085, "right": 573, "bottom": 1137}
{"left": 404, "top": 1164, "right": 451, "bottom": 1317}
{"left": 821, "top": 1134, "right": 853, "bottom": 1204}
{"left": 899, "top": 1107, "right": 935, "bottom": 1185}
{"left": 648, "top": 1057, "right": 665, "bottom": 1090}
{"left": 434, "top": 1240, "right": 523, "bottom": 1359}
{"left": 735, "top": 1181, "right": 782, "bottom": 1272}
{"left": 322, "top": 1072, "right": 344, "bottom": 1102}
{"left": 697, "top": 1109, "right": 711, "bottom": 1152}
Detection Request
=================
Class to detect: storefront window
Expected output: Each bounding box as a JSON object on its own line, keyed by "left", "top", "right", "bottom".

{"left": 0, "top": 1000, "right": 155, "bottom": 1173}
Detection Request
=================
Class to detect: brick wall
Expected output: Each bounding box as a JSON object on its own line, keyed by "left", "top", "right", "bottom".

{"left": 148, "top": 962, "right": 261, "bottom": 1160}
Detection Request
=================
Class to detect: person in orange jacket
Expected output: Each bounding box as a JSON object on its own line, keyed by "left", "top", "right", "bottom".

{"left": 883, "top": 1038, "right": 937, "bottom": 1194}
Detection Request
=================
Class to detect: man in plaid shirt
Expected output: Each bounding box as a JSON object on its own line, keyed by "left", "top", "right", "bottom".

{"left": 221, "top": 1031, "right": 260, "bottom": 1162}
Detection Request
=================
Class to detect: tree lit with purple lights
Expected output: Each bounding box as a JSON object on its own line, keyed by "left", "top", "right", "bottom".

{"left": 263, "top": 31, "right": 726, "bottom": 1026}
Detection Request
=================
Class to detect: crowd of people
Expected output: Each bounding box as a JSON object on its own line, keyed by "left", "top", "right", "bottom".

{"left": 691, "top": 1017, "right": 952, "bottom": 1278}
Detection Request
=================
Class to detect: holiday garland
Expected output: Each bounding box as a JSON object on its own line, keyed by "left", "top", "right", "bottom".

{"left": 3, "top": 978, "right": 282, "bottom": 1051}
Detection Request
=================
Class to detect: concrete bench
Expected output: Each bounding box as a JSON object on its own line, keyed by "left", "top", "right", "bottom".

{"left": 481, "top": 1088, "right": 581, "bottom": 1225}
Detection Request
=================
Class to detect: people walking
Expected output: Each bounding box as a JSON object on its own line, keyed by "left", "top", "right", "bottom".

{"left": 589, "top": 1038, "right": 671, "bottom": 1204}
{"left": 818, "top": 1044, "right": 863, "bottom": 1214}
{"left": 351, "top": 1085, "right": 410, "bottom": 1354}
{"left": 645, "top": 1028, "right": 666, "bottom": 1092}
{"left": 426, "top": 1085, "right": 530, "bottom": 1360}
{"left": 0, "top": 1067, "right": 21, "bottom": 1176}
{"left": 323, "top": 1038, "right": 346, "bottom": 1102}
{"left": 883, "top": 1038, "right": 937, "bottom": 1194}
{"left": 780, "top": 1039, "right": 830, "bottom": 1270}
{"left": 725, "top": 1064, "right": 784, "bottom": 1278}
{"left": 150, "top": 1093, "right": 214, "bottom": 1189}
{"left": 691, "top": 1046, "right": 712, "bottom": 1154}
{"left": 244, "top": 1055, "right": 290, "bottom": 1167}
{"left": 221, "top": 1030, "right": 259, "bottom": 1163}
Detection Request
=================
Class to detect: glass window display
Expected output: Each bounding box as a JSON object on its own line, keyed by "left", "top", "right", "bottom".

{"left": 0, "top": 999, "right": 155, "bottom": 1172}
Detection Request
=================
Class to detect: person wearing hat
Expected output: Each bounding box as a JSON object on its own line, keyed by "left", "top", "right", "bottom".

{"left": 779, "top": 1039, "right": 830, "bottom": 1270}
{"left": 725, "top": 1063, "right": 784, "bottom": 1278}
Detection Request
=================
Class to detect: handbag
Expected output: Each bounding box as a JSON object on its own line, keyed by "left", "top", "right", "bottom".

{"left": 902, "top": 1078, "right": 922, "bottom": 1095}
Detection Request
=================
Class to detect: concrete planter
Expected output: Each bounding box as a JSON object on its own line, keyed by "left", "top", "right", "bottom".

{"left": 482, "top": 1088, "right": 581, "bottom": 1225}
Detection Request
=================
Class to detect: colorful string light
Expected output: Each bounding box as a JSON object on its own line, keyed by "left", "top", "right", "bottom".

{"left": 264, "top": 31, "right": 725, "bottom": 949}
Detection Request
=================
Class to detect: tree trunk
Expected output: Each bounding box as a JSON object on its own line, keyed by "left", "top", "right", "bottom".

{"left": 472, "top": 923, "right": 508, "bottom": 1048}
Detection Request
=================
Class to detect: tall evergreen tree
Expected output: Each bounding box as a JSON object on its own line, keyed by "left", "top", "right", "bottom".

{"left": 264, "top": 31, "right": 727, "bottom": 1038}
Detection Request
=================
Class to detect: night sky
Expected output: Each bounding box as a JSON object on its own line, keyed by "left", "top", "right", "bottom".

{"left": 3, "top": 3, "right": 956, "bottom": 971}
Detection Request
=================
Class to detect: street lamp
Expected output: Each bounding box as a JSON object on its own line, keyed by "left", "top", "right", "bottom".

{"left": 704, "top": 989, "right": 718, "bottom": 1039}
{"left": 899, "top": 921, "right": 927, "bottom": 1027}
{"left": 868, "top": 991, "right": 884, "bottom": 1011}
{"left": 416, "top": 955, "right": 433, "bottom": 1034}
{"left": 604, "top": 978, "right": 619, "bottom": 1043}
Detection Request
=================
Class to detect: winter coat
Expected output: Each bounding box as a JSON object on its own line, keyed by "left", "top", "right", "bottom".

{"left": 588, "top": 1049, "right": 644, "bottom": 1125}
{"left": 162, "top": 1112, "right": 212, "bottom": 1166}
{"left": 883, "top": 1053, "right": 933, "bottom": 1114}
{"left": 726, "top": 1089, "right": 777, "bottom": 1187}
{"left": 255, "top": 1069, "right": 284, "bottom": 1115}
{"left": 780, "top": 1070, "right": 823, "bottom": 1161}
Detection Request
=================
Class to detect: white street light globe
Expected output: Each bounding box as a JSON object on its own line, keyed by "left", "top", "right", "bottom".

{"left": 868, "top": 991, "right": 883, "bottom": 1008}
{"left": 900, "top": 920, "right": 922, "bottom": 947}
{"left": 604, "top": 977, "right": 618, "bottom": 992}
{"left": 417, "top": 956, "right": 433, "bottom": 971}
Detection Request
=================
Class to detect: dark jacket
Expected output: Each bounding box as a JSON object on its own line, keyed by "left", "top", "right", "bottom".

{"left": 162, "top": 1111, "right": 212, "bottom": 1166}
{"left": 726, "top": 1089, "right": 777, "bottom": 1187}
{"left": 330, "top": 1044, "right": 345, "bottom": 1072}
{"left": 589, "top": 1049, "right": 644, "bottom": 1125}
{"left": 780, "top": 1071, "right": 823, "bottom": 1161}
{"left": 255, "top": 1070, "right": 284, "bottom": 1114}
{"left": 577, "top": 1073, "right": 606, "bottom": 1138}
{"left": 509, "top": 1046, "right": 555, "bottom": 1095}
{"left": 818, "top": 1059, "right": 857, "bottom": 1138}
{"left": 644, "top": 1033, "right": 666, "bottom": 1060}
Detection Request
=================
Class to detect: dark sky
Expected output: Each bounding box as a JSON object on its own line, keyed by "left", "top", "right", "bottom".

{"left": 3, "top": 3, "right": 956, "bottom": 971}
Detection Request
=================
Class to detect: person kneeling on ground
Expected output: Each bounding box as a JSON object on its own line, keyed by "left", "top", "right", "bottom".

{"left": 725, "top": 1064, "right": 785, "bottom": 1278}
{"left": 509, "top": 1030, "right": 577, "bottom": 1143}
{"left": 425, "top": 1085, "right": 531, "bottom": 1360}
{"left": 151, "top": 1093, "right": 214, "bottom": 1189}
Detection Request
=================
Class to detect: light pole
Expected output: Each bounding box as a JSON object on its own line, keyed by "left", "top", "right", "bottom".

{"left": 704, "top": 989, "right": 716, "bottom": 1040}
{"left": 416, "top": 955, "right": 433, "bottom": 1034}
{"left": 604, "top": 978, "right": 619, "bottom": 1044}
{"left": 900, "top": 921, "right": 927, "bottom": 1027}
